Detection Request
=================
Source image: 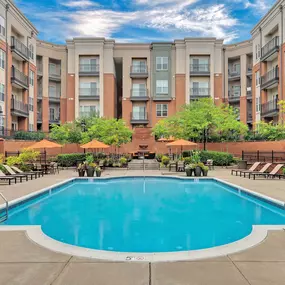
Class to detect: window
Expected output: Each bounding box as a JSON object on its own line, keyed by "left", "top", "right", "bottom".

{"left": 191, "top": 81, "right": 209, "bottom": 95}
{"left": 29, "top": 124, "right": 34, "bottom": 132}
{"left": 255, "top": 71, "right": 260, "bottom": 86}
{"left": 79, "top": 105, "right": 98, "bottom": 117}
{"left": 156, "top": 80, "right": 168, "bottom": 94}
{"left": 49, "top": 107, "right": 60, "bottom": 120}
{"left": 156, "top": 104, "right": 168, "bottom": 117}
{"left": 256, "top": 97, "right": 261, "bottom": 113}
{"left": 132, "top": 106, "right": 146, "bottom": 119}
{"left": 191, "top": 57, "right": 209, "bottom": 71}
{"left": 49, "top": 63, "right": 56, "bottom": 75}
{"left": 29, "top": 97, "right": 34, "bottom": 111}
{"left": 232, "top": 63, "right": 240, "bottom": 73}
{"left": 156, "top": 57, "right": 168, "bottom": 71}
{"left": 132, "top": 83, "right": 146, "bottom": 97}
{"left": 29, "top": 44, "right": 34, "bottom": 60}
{"left": 79, "top": 58, "right": 99, "bottom": 72}
{"left": 232, "top": 85, "right": 241, "bottom": 96}
{"left": 132, "top": 60, "right": 147, "bottom": 73}
{"left": 0, "top": 49, "right": 5, "bottom": 69}
{"left": 0, "top": 16, "right": 5, "bottom": 37}
{"left": 49, "top": 85, "right": 56, "bottom": 97}
{"left": 0, "top": 83, "right": 4, "bottom": 101}
{"left": 255, "top": 44, "right": 261, "bottom": 59}
{"left": 29, "top": 70, "right": 34, "bottom": 86}
{"left": 0, "top": 115, "right": 4, "bottom": 134}
{"left": 79, "top": 82, "right": 98, "bottom": 96}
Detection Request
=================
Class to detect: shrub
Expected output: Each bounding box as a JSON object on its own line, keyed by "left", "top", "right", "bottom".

{"left": 13, "top": 131, "right": 45, "bottom": 141}
{"left": 6, "top": 156, "right": 21, "bottom": 166}
{"left": 0, "top": 154, "right": 4, "bottom": 164}
{"left": 57, "top": 153, "right": 87, "bottom": 167}
{"left": 156, "top": 153, "right": 163, "bottom": 162}
{"left": 119, "top": 157, "right": 128, "bottom": 167}
{"left": 161, "top": 155, "right": 170, "bottom": 167}
{"left": 85, "top": 153, "right": 94, "bottom": 165}
{"left": 124, "top": 153, "right": 132, "bottom": 162}
{"left": 0, "top": 164, "right": 8, "bottom": 174}
{"left": 19, "top": 149, "right": 40, "bottom": 164}
{"left": 199, "top": 151, "right": 234, "bottom": 166}
{"left": 183, "top": 157, "right": 192, "bottom": 165}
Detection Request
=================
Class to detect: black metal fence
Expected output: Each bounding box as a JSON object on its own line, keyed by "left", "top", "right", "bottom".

{"left": 242, "top": 151, "right": 285, "bottom": 163}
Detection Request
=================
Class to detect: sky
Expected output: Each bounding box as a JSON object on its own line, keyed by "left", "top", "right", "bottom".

{"left": 14, "top": 0, "right": 277, "bottom": 44}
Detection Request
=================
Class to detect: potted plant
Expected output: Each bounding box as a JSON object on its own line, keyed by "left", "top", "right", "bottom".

{"left": 185, "top": 164, "right": 195, "bottom": 176}
{"left": 95, "top": 166, "right": 102, "bottom": 177}
{"left": 190, "top": 151, "right": 203, "bottom": 177}
{"left": 119, "top": 157, "right": 128, "bottom": 167}
{"left": 77, "top": 163, "right": 86, "bottom": 177}
{"left": 85, "top": 154, "right": 95, "bottom": 177}
{"left": 202, "top": 165, "right": 209, "bottom": 176}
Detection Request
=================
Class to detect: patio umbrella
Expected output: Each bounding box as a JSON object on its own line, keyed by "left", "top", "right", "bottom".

{"left": 166, "top": 139, "right": 197, "bottom": 154}
{"left": 28, "top": 139, "right": 62, "bottom": 149}
{"left": 80, "top": 139, "right": 110, "bottom": 150}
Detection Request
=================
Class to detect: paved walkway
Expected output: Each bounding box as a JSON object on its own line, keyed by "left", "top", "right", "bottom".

{"left": 0, "top": 168, "right": 285, "bottom": 284}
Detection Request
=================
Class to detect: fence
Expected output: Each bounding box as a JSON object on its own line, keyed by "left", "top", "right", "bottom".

{"left": 242, "top": 151, "right": 285, "bottom": 163}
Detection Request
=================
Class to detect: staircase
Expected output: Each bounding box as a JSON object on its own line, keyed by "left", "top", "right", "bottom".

{"left": 128, "top": 159, "right": 160, "bottom": 170}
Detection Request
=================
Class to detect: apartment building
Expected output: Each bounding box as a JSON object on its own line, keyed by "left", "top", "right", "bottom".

{"left": 251, "top": 0, "right": 285, "bottom": 124}
{"left": 0, "top": 0, "right": 284, "bottom": 135}
{"left": 36, "top": 40, "right": 67, "bottom": 132}
{"left": 0, "top": 0, "right": 38, "bottom": 134}
{"left": 224, "top": 40, "right": 253, "bottom": 127}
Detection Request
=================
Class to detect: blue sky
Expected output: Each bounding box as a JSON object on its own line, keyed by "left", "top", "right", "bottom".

{"left": 15, "top": 0, "right": 277, "bottom": 44}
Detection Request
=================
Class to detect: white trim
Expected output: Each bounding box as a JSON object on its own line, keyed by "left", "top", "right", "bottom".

{"left": 0, "top": 176, "right": 285, "bottom": 262}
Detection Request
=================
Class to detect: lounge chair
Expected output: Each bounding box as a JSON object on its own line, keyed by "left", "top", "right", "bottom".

{"left": 11, "top": 166, "right": 43, "bottom": 179}
{"left": 249, "top": 164, "right": 284, "bottom": 180}
{"left": 177, "top": 161, "right": 185, "bottom": 172}
{"left": 2, "top": 165, "right": 29, "bottom": 181}
{"left": 231, "top": 162, "right": 261, "bottom": 176}
{"left": 0, "top": 170, "right": 17, "bottom": 185}
{"left": 241, "top": 163, "right": 272, "bottom": 178}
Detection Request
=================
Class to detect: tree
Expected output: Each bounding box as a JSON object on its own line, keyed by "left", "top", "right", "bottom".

{"left": 49, "top": 123, "right": 82, "bottom": 144}
{"left": 152, "top": 98, "right": 248, "bottom": 148}
{"left": 255, "top": 121, "right": 285, "bottom": 141}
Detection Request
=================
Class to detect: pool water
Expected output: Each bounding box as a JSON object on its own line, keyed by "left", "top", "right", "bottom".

{"left": 1, "top": 177, "right": 285, "bottom": 253}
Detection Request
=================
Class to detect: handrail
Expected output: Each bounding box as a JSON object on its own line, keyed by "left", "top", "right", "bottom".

{"left": 0, "top": 193, "right": 8, "bottom": 222}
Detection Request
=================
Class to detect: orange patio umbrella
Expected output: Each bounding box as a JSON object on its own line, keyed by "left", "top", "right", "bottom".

{"left": 80, "top": 139, "right": 110, "bottom": 150}
{"left": 157, "top": 136, "right": 175, "bottom": 142}
{"left": 166, "top": 139, "right": 197, "bottom": 154}
{"left": 28, "top": 139, "right": 62, "bottom": 149}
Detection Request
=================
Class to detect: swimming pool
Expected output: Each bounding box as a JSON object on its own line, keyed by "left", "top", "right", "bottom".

{"left": 1, "top": 177, "right": 285, "bottom": 261}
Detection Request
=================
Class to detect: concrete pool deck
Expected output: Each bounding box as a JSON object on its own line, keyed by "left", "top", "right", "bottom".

{"left": 0, "top": 168, "right": 285, "bottom": 284}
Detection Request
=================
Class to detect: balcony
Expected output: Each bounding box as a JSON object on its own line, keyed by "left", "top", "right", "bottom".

{"left": 11, "top": 66, "right": 28, "bottom": 89}
{"left": 37, "top": 64, "right": 43, "bottom": 77}
{"left": 37, "top": 112, "right": 42, "bottom": 123}
{"left": 190, "top": 88, "right": 210, "bottom": 100}
{"left": 37, "top": 89, "right": 42, "bottom": 100}
{"left": 261, "top": 98, "right": 279, "bottom": 117}
{"left": 247, "top": 65, "right": 252, "bottom": 78}
{"left": 261, "top": 66, "right": 279, "bottom": 90}
{"left": 49, "top": 70, "right": 61, "bottom": 82}
{"left": 79, "top": 88, "right": 100, "bottom": 100}
{"left": 11, "top": 97, "right": 29, "bottom": 118}
{"left": 247, "top": 111, "right": 253, "bottom": 123}
{"left": 130, "top": 89, "right": 149, "bottom": 101}
{"left": 130, "top": 112, "right": 148, "bottom": 125}
{"left": 189, "top": 64, "right": 210, "bottom": 76}
{"left": 130, "top": 65, "right": 148, "bottom": 78}
{"left": 49, "top": 92, "right": 61, "bottom": 103}
{"left": 228, "top": 90, "right": 241, "bottom": 103}
{"left": 228, "top": 70, "right": 240, "bottom": 81}
{"left": 79, "top": 64, "right": 99, "bottom": 76}
{"left": 49, "top": 115, "right": 60, "bottom": 124}
{"left": 261, "top": 36, "right": 279, "bottom": 62}
{"left": 10, "top": 36, "right": 29, "bottom": 61}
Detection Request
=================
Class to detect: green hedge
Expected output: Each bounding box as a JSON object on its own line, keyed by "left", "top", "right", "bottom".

{"left": 13, "top": 131, "right": 45, "bottom": 141}
{"left": 57, "top": 153, "right": 87, "bottom": 167}
{"left": 183, "top": 150, "right": 234, "bottom": 166}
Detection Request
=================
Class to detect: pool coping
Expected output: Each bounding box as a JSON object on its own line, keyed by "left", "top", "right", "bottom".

{"left": 0, "top": 176, "right": 285, "bottom": 262}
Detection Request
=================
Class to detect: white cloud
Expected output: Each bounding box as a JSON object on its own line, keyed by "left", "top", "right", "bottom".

{"left": 231, "top": 0, "right": 274, "bottom": 14}
{"left": 61, "top": 0, "right": 99, "bottom": 8}
{"left": 134, "top": 0, "right": 197, "bottom": 8}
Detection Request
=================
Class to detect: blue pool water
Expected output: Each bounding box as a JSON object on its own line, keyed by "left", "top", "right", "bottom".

{"left": 1, "top": 177, "right": 285, "bottom": 253}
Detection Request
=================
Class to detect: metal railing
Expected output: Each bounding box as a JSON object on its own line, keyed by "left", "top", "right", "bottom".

{"left": 228, "top": 70, "right": 240, "bottom": 78}
{"left": 261, "top": 36, "right": 279, "bottom": 59}
{"left": 190, "top": 64, "right": 210, "bottom": 72}
{"left": 131, "top": 111, "right": 148, "bottom": 120}
{"left": 37, "top": 89, "right": 42, "bottom": 99}
{"left": 261, "top": 98, "right": 279, "bottom": 116}
{"left": 247, "top": 111, "right": 253, "bottom": 121}
{"left": 246, "top": 90, "right": 252, "bottom": 98}
{"left": 242, "top": 150, "right": 285, "bottom": 163}
{"left": 190, "top": 88, "right": 210, "bottom": 96}
{"left": 49, "top": 69, "right": 61, "bottom": 78}
{"left": 261, "top": 66, "right": 279, "bottom": 86}
{"left": 49, "top": 92, "right": 61, "bottom": 100}
{"left": 228, "top": 90, "right": 241, "bottom": 99}
{"left": 79, "top": 88, "right": 100, "bottom": 96}
{"left": 37, "top": 112, "right": 42, "bottom": 121}
{"left": 11, "top": 36, "right": 29, "bottom": 59}
{"left": 11, "top": 97, "right": 29, "bottom": 115}
{"left": 11, "top": 66, "right": 28, "bottom": 87}
{"left": 130, "top": 65, "right": 148, "bottom": 74}
{"left": 37, "top": 64, "right": 43, "bottom": 75}
{"left": 0, "top": 193, "right": 8, "bottom": 223}
{"left": 79, "top": 64, "right": 99, "bottom": 73}
{"left": 131, "top": 89, "right": 148, "bottom": 97}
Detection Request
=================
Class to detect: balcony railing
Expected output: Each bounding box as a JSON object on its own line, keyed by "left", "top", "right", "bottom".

{"left": 261, "top": 36, "right": 279, "bottom": 61}
{"left": 130, "top": 65, "right": 148, "bottom": 78}
{"left": 49, "top": 115, "right": 60, "bottom": 123}
{"left": 228, "top": 90, "right": 241, "bottom": 103}
{"left": 247, "top": 65, "right": 252, "bottom": 74}
{"left": 247, "top": 111, "right": 253, "bottom": 122}
{"left": 130, "top": 89, "right": 149, "bottom": 101}
{"left": 37, "top": 89, "right": 42, "bottom": 99}
{"left": 190, "top": 88, "right": 210, "bottom": 99}
{"left": 260, "top": 66, "right": 279, "bottom": 89}
{"left": 130, "top": 111, "right": 148, "bottom": 124}
{"left": 49, "top": 69, "right": 61, "bottom": 79}
{"left": 11, "top": 97, "right": 29, "bottom": 117}
{"left": 49, "top": 92, "right": 61, "bottom": 102}
{"left": 246, "top": 89, "right": 252, "bottom": 99}
{"left": 190, "top": 64, "right": 210, "bottom": 75}
{"left": 11, "top": 66, "right": 28, "bottom": 89}
{"left": 79, "top": 64, "right": 100, "bottom": 75}
{"left": 79, "top": 88, "right": 100, "bottom": 98}
{"left": 11, "top": 36, "right": 29, "bottom": 60}
{"left": 37, "top": 64, "right": 43, "bottom": 75}
{"left": 37, "top": 112, "right": 42, "bottom": 121}
{"left": 228, "top": 70, "right": 240, "bottom": 79}
{"left": 261, "top": 98, "right": 279, "bottom": 117}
